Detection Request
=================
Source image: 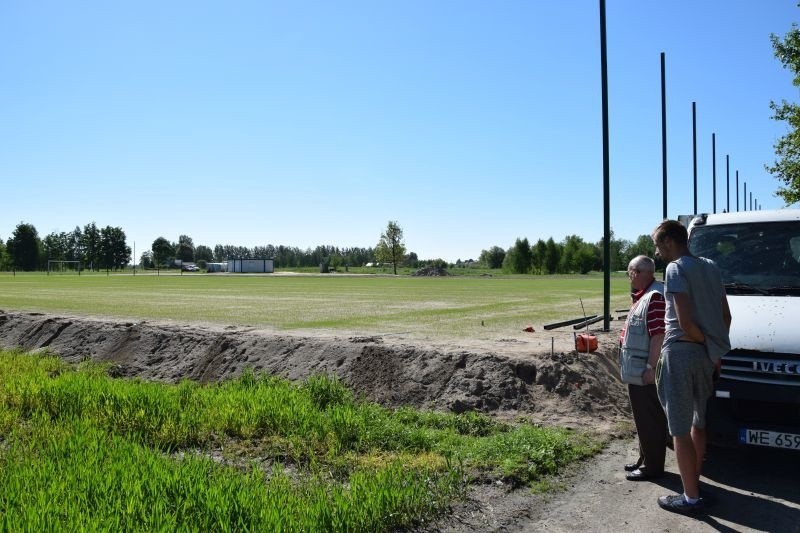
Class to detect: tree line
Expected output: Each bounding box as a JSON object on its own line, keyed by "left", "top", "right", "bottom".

{"left": 0, "top": 222, "right": 379, "bottom": 272}
{"left": 0, "top": 222, "right": 131, "bottom": 272}
{"left": 1, "top": 220, "right": 652, "bottom": 274}
{"left": 140, "top": 236, "right": 377, "bottom": 271}
{"left": 479, "top": 232, "right": 657, "bottom": 274}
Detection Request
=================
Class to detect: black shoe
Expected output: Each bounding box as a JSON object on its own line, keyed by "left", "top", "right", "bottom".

{"left": 626, "top": 469, "right": 664, "bottom": 481}
{"left": 658, "top": 494, "right": 705, "bottom": 515}
{"left": 624, "top": 462, "right": 641, "bottom": 472}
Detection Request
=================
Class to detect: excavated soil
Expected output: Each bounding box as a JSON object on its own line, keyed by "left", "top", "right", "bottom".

{"left": 0, "top": 310, "right": 630, "bottom": 433}
{"left": 0, "top": 309, "right": 635, "bottom": 531}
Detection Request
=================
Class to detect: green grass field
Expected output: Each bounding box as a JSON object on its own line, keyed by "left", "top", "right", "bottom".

{"left": 0, "top": 350, "right": 601, "bottom": 530}
{"left": 0, "top": 272, "right": 631, "bottom": 338}
{"left": 0, "top": 272, "right": 627, "bottom": 528}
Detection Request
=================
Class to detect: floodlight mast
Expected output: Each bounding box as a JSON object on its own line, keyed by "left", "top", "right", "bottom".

{"left": 693, "top": 102, "right": 698, "bottom": 214}
{"left": 599, "top": 0, "right": 610, "bottom": 331}
{"left": 661, "top": 52, "right": 667, "bottom": 220}
{"left": 712, "top": 133, "right": 717, "bottom": 214}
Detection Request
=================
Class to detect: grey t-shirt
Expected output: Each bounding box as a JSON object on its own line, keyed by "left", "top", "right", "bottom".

{"left": 663, "top": 255, "right": 731, "bottom": 363}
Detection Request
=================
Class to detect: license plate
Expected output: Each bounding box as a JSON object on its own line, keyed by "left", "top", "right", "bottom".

{"left": 739, "top": 429, "right": 800, "bottom": 449}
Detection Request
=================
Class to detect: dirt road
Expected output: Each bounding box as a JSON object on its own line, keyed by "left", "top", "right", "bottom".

{"left": 519, "top": 438, "right": 800, "bottom": 533}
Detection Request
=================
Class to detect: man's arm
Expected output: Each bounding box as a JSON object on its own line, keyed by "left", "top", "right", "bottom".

{"left": 722, "top": 293, "right": 732, "bottom": 331}
{"left": 672, "top": 292, "right": 705, "bottom": 343}
{"left": 643, "top": 333, "right": 664, "bottom": 385}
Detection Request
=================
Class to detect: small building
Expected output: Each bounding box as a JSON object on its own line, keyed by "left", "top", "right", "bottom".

{"left": 227, "top": 259, "right": 274, "bottom": 273}
{"left": 206, "top": 262, "right": 228, "bottom": 273}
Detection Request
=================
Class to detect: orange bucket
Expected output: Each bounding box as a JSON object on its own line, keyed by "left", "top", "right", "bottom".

{"left": 575, "top": 333, "right": 598, "bottom": 352}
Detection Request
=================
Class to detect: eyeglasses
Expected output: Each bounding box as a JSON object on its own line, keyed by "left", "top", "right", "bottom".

{"left": 627, "top": 269, "right": 638, "bottom": 279}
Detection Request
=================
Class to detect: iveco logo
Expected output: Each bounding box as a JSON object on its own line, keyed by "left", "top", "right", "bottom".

{"left": 752, "top": 361, "right": 800, "bottom": 375}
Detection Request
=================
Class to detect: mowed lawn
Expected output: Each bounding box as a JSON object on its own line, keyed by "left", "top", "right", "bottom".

{"left": 0, "top": 272, "right": 632, "bottom": 338}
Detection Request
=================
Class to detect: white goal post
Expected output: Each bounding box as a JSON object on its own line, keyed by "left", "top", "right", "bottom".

{"left": 47, "top": 260, "right": 81, "bottom": 275}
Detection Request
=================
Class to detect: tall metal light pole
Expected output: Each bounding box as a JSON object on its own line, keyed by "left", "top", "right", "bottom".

{"left": 712, "top": 134, "right": 717, "bottom": 213}
{"left": 599, "top": 0, "right": 610, "bottom": 331}
{"left": 726, "top": 155, "right": 730, "bottom": 213}
{"left": 736, "top": 171, "right": 740, "bottom": 211}
{"left": 744, "top": 182, "right": 748, "bottom": 211}
{"left": 661, "top": 52, "right": 668, "bottom": 220}
{"left": 692, "top": 102, "right": 698, "bottom": 214}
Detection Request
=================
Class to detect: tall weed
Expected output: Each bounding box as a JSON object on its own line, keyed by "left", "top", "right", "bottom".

{"left": 0, "top": 349, "right": 600, "bottom": 529}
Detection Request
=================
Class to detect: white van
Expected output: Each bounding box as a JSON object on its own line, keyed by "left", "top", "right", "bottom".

{"left": 688, "top": 209, "right": 800, "bottom": 451}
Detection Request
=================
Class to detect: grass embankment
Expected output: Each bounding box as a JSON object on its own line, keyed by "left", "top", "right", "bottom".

{"left": 0, "top": 349, "right": 601, "bottom": 531}
{"left": 0, "top": 273, "right": 631, "bottom": 338}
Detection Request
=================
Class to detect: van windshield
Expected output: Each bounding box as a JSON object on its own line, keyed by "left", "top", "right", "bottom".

{"left": 689, "top": 221, "right": 800, "bottom": 294}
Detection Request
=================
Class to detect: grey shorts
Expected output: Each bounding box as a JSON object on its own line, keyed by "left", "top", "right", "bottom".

{"left": 655, "top": 341, "right": 715, "bottom": 436}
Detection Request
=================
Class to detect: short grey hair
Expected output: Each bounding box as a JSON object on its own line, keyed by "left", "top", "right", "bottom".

{"left": 628, "top": 255, "right": 655, "bottom": 273}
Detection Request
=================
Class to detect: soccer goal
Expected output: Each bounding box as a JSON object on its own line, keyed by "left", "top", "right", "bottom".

{"left": 47, "top": 260, "right": 82, "bottom": 275}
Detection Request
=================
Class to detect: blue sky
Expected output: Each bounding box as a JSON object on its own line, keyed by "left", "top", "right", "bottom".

{"left": 1, "top": 1, "right": 798, "bottom": 263}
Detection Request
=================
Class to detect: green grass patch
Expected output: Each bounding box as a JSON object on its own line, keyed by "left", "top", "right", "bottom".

{"left": 0, "top": 349, "right": 602, "bottom": 529}
{"left": 0, "top": 272, "right": 631, "bottom": 338}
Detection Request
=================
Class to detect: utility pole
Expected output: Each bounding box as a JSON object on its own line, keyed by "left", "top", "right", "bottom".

{"left": 726, "top": 155, "right": 730, "bottom": 213}
{"left": 712, "top": 133, "right": 717, "bottom": 214}
{"left": 599, "top": 0, "right": 611, "bottom": 331}
{"left": 661, "top": 52, "right": 668, "bottom": 220}
{"left": 692, "top": 102, "right": 698, "bottom": 214}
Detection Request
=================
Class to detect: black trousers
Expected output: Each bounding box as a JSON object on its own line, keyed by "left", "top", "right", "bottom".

{"left": 628, "top": 383, "right": 669, "bottom": 474}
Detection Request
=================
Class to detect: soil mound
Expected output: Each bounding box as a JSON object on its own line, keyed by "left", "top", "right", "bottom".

{"left": 0, "top": 310, "right": 630, "bottom": 431}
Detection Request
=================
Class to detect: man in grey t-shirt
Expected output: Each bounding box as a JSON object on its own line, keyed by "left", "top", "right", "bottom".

{"left": 651, "top": 220, "right": 732, "bottom": 515}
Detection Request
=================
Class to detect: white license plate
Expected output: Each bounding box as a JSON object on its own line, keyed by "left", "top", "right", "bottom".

{"left": 740, "top": 429, "right": 800, "bottom": 449}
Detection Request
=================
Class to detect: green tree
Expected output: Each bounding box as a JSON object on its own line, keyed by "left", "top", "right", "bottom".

{"left": 99, "top": 226, "right": 131, "bottom": 270}
{"left": 81, "top": 222, "right": 101, "bottom": 270}
{"left": 502, "top": 238, "right": 532, "bottom": 274}
{"left": 195, "top": 245, "right": 214, "bottom": 264}
{"left": 0, "top": 238, "right": 9, "bottom": 270}
{"left": 375, "top": 220, "right": 406, "bottom": 275}
{"left": 139, "top": 251, "right": 154, "bottom": 269}
{"left": 578, "top": 246, "right": 599, "bottom": 274}
{"left": 768, "top": 21, "right": 800, "bottom": 204}
{"left": 559, "top": 235, "right": 598, "bottom": 274}
{"left": 531, "top": 239, "right": 547, "bottom": 274}
{"left": 479, "top": 246, "right": 506, "bottom": 269}
{"left": 544, "top": 237, "right": 561, "bottom": 274}
{"left": 7, "top": 222, "right": 42, "bottom": 271}
{"left": 559, "top": 235, "right": 582, "bottom": 273}
{"left": 596, "top": 230, "right": 628, "bottom": 271}
{"left": 151, "top": 237, "right": 174, "bottom": 268}
{"left": 42, "top": 231, "right": 70, "bottom": 262}
{"left": 176, "top": 235, "right": 195, "bottom": 263}
{"left": 340, "top": 246, "right": 372, "bottom": 268}
{"left": 68, "top": 226, "right": 83, "bottom": 262}
{"left": 625, "top": 235, "right": 657, "bottom": 267}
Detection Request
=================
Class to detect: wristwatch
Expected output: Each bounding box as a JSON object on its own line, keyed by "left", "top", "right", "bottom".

{"left": 646, "top": 363, "right": 654, "bottom": 370}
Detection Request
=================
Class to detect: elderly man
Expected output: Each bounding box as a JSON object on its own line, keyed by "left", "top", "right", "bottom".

{"left": 652, "top": 220, "right": 731, "bottom": 515}
{"left": 619, "top": 255, "right": 668, "bottom": 481}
